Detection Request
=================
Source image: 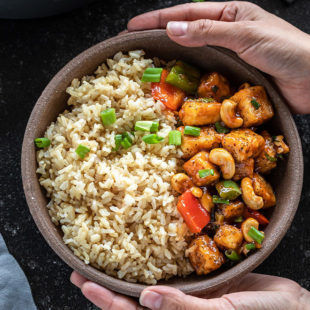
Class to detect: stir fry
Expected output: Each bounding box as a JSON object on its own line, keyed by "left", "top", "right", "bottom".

{"left": 143, "top": 61, "right": 290, "bottom": 275}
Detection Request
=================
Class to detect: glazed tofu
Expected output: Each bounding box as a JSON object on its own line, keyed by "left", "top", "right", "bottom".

{"left": 178, "top": 126, "right": 224, "bottom": 158}
{"left": 222, "top": 129, "right": 265, "bottom": 162}
{"left": 233, "top": 158, "right": 254, "bottom": 181}
{"left": 214, "top": 224, "right": 243, "bottom": 250}
{"left": 255, "top": 131, "right": 277, "bottom": 174}
{"left": 218, "top": 201, "right": 245, "bottom": 220}
{"left": 197, "top": 72, "right": 231, "bottom": 102}
{"left": 183, "top": 151, "right": 220, "bottom": 186}
{"left": 179, "top": 99, "right": 221, "bottom": 126}
{"left": 252, "top": 173, "right": 276, "bottom": 208}
{"left": 188, "top": 235, "right": 224, "bottom": 275}
{"left": 230, "top": 86, "right": 274, "bottom": 127}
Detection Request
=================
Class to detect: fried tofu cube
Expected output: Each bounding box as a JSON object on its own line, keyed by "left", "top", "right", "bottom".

{"left": 183, "top": 151, "right": 220, "bottom": 186}
{"left": 222, "top": 129, "right": 265, "bottom": 162}
{"left": 233, "top": 158, "right": 255, "bottom": 181}
{"left": 231, "top": 86, "right": 274, "bottom": 127}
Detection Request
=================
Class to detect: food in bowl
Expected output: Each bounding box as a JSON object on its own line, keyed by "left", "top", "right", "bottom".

{"left": 35, "top": 50, "right": 289, "bottom": 284}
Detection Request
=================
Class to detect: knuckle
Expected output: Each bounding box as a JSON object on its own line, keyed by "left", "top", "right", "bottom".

{"left": 190, "top": 19, "right": 213, "bottom": 36}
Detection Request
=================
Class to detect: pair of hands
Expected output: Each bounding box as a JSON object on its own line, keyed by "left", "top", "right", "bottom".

{"left": 72, "top": 2, "right": 310, "bottom": 309}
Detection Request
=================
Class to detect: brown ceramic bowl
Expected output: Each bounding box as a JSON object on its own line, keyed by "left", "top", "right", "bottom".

{"left": 21, "top": 30, "right": 303, "bottom": 297}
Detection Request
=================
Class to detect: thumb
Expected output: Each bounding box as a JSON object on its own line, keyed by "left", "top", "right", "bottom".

{"left": 166, "top": 19, "right": 248, "bottom": 52}
{"left": 139, "top": 286, "right": 230, "bottom": 310}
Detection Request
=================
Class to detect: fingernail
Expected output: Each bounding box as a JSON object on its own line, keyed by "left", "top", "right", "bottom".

{"left": 140, "top": 291, "right": 163, "bottom": 310}
{"left": 167, "top": 21, "right": 188, "bottom": 36}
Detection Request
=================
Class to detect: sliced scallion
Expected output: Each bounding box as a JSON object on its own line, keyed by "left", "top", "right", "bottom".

{"left": 212, "top": 195, "right": 229, "bottom": 204}
{"left": 245, "top": 243, "right": 256, "bottom": 251}
{"left": 120, "top": 137, "right": 132, "bottom": 149}
{"left": 135, "top": 121, "right": 159, "bottom": 132}
{"left": 101, "top": 108, "right": 116, "bottom": 126}
{"left": 248, "top": 226, "right": 265, "bottom": 244}
{"left": 141, "top": 67, "right": 163, "bottom": 82}
{"left": 169, "top": 130, "right": 182, "bottom": 145}
{"left": 198, "top": 169, "right": 214, "bottom": 178}
{"left": 34, "top": 137, "right": 50, "bottom": 148}
{"left": 265, "top": 153, "right": 277, "bottom": 162}
{"left": 234, "top": 216, "right": 243, "bottom": 223}
{"left": 75, "top": 144, "right": 90, "bottom": 159}
{"left": 225, "top": 249, "right": 241, "bottom": 262}
{"left": 113, "top": 134, "right": 123, "bottom": 151}
{"left": 122, "top": 131, "right": 134, "bottom": 144}
{"left": 184, "top": 126, "right": 201, "bottom": 137}
{"left": 142, "top": 134, "right": 164, "bottom": 144}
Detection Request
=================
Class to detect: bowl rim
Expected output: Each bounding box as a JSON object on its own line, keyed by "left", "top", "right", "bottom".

{"left": 21, "top": 29, "right": 304, "bottom": 297}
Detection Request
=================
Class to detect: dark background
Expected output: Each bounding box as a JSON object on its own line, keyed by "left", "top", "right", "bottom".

{"left": 1, "top": 0, "right": 310, "bottom": 309}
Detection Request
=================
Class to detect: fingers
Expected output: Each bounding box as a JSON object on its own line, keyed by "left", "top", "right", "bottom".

{"left": 70, "top": 271, "right": 88, "bottom": 289}
{"left": 166, "top": 19, "right": 245, "bottom": 51}
{"left": 139, "top": 286, "right": 231, "bottom": 310}
{"left": 127, "top": 1, "right": 262, "bottom": 31}
{"left": 81, "top": 281, "right": 139, "bottom": 310}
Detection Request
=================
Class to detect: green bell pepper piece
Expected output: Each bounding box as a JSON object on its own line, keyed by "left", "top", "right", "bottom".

{"left": 216, "top": 180, "right": 242, "bottom": 200}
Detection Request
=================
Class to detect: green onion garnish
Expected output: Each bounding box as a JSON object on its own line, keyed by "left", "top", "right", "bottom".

{"left": 142, "top": 134, "right": 164, "bottom": 144}
{"left": 277, "top": 154, "right": 284, "bottom": 160}
{"left": 122, "top": 131, "right": 134, "bottom": 144}
{"left": 225, "top": 249, "right": 241, "bottom": 262}
{"left": 34, "top": 137, "right": 50, "bottom": 148}
{"left": 120, "top": 137, "right": 132, "bottom": 149}
{"left": 212, "top": 85, "right": 219, "bottom": 93}
{"left": 200, "top": 98, "right": 214, "bottom": 103}
{"left": 215, "top": 121, "right": 230, "bottom": 134}
{"left": 141, "top": 67, "right": 163, "bottom": 82}
{"left": 169, "top": 130, "right": 182, "bottom": 145}
{"left": 212, "top": 195, "right": 229, "bottom": 204}
{"left": 134, "top": 121, "right": 159, "bottom": 132}
{"left": 245, "top": 243, "right": 256, "bottom": 251}
{"left": 248, "top": 226, "right": 265, "bottom": 244}
{"left": 198, "top": 169, "right": 214, "bottom": 178}
{"left": 234, "top": 216, "right": 243, "bottom": 223}
{"left": 113, "top": 134, "right": 123, "bottom": 151}
{"left": 272, "top": 136, "right": 278, "bottom": 142}
{"left": 184, "top": 126, "right": 201, "bottom": 137}
{"left": 101, "top": 108, "right": 116, "bottom": 126}
{"left": 75, "top": 144, "right": 90, "bottom": 159}
{"left": 251, "top": 98, "right": 260, "bottom": 110}
{"left": 265, "top": 153, "right": 277, "bottom": 162}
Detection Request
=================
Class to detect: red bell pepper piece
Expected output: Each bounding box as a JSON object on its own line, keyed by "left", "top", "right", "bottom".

{"left": 177, "top": 190, "right": 210, "bottom": 233}
{"left": 244, "top": 208, "right": 269, "bottom": 225}
{"left": 151, "top": 69, "right": 185, "bottom": 110}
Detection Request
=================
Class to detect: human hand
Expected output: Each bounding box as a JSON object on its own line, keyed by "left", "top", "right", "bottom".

{"left": 127, "top": 1, "right": 310, "bottom": 114}
{"left": 70, "top": 271, "right": 310, "bottom": 310}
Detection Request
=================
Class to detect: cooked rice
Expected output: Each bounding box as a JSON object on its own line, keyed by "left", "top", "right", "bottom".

{"left": 36, "top": 50, "right": 194, "bottom": 284}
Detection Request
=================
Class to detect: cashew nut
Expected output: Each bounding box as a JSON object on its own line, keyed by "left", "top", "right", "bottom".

{"left": 241, "top": 177, "right": 264, "bottom": 210}
{"left": 200, "top": 192, "right": 214, "bottom": 212}
{"left": 241, "top": 217, "right": 259, "bottom": 242}
{"left": 220, "top": 99, "right": 244, "bottom": 128}
{"left": 191, "top": 186, "right": 203, "bottom": 198}
{"left": 171, "top": 173, "right": 193, "bottom": 194}
{"left": 209, "top": 148, "right": 235, "bottom": 179}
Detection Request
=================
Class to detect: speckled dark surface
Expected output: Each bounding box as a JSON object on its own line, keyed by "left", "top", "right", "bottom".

{"left": 0, "top": 0, "right": 310, "bottom": 309}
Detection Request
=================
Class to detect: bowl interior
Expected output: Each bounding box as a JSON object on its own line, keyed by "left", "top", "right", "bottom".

{"left": 21, "top": 30, "right": 303, "bottom": 297}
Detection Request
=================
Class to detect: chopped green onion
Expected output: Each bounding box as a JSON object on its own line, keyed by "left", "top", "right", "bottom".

{"left": 212, "top": 195, "right": 229, "bottom": 204}
{"left": 142, "top": 134, "right": 164, "bottom": 144}
{"left": 215, "top": 121, "right": 230, "bottom": 134}
{"left": 234, "top": 216, "right": 244, "bottom": 223}
{"left": 251, "top": 98, "right": 261, "bottom": 110}
{"left": 198, "top": 169, "right": 214, "bottom": 178}
{"left": 200, "top": 97, "right": 214, "bottom": 103}
{"left": 265, "top": 152, "right": 277, "bottom": 162}
{"left": 212, "top": 85, "right": 219, "bottom": 93}
{"left": 272, "top": 136, "right": 279, "bottom": 142}
{"left": 120, "top": 137, "right": 132, "bottom": 149}
{"left": 248, "top": 226, "right": 265, "bottom": 244}
{"left": 169, "top": 130, "right": 182, "bottom": 145}
{"left": 113, "top": 134, "right": 123, "bottom": 151}
{"left": 135, "top": 121, "right": 159, "bottom": 132}
{"left": 277, "top": 154, "right": 284, "bottom": 160}
{"left": 141, "top": 67, "right": 163, "bottom": 82}
{"left": 225, "top": 249, "right": 241, "bottom": 262}
{"left": 75, "top": 144, "right": 90, "bottom": 159}
{"left": 245, "top": 243, "right": 256, "bottom": 251}
{"left": 184, "top": 126, "right": 201, "bottom": 137}
{"left": 101, "top": 108, "right": 116, "bottom": 126}
{"left": 34, "top": 137, "right": 50, "bottom": 148}
{"left": 122, "top": 131, "right": 134, "bottom": 144}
